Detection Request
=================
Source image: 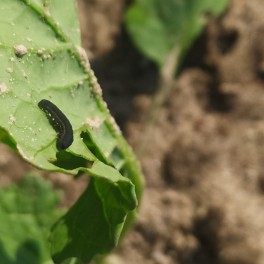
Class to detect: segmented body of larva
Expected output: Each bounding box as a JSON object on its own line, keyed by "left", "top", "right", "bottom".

{"left": 38, "top": 99, "right": 73, "bottom": 150}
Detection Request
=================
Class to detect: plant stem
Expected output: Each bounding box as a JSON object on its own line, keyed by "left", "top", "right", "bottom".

{"left": 136, "top": 47, "right": 179, "bottom": 158}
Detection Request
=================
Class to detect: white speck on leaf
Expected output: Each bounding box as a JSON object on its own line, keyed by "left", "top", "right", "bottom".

{"left": 0, "top": 83, "right": 9, "bottom": 95}
{"left": 37, "top": 48, "right": 45, "bottom": 55}
{"left": 92, "top": 83, "right": 103, "bottom": 96}
{"left": 43, "top": 54, "right": 51, "bottom": 60}
{"left": 43, "top": 8, "right": 51, "bottom": 17}
{"left": 76, "top": 46, "right": 90, "bottom": 69}
{"left": 85, "top": 117, "right": 104, "bottom": 129}
{"left": 109, "top": 116, "right": 121, "bottom": 135}
{"left": 9, "top": 114, "right": 16, "bottom": 125}
{"left": 70, "top": 88, "right": 75, "bottom": 98}
{"left": 14, "top": 44, "right": 27, "bottom": 56}
{"left": 102, "top": 101, "right": 109, "bottom": 113}
{"left": 88, "top": 67, "right": 103, "bottom": 96}
{"left": 104, "top": 151, "right": 110, "bottom": 157}
{"left": 6, "top": 67, "right": 13, "bottom": 73}
{"left": 22, "top": 70, "right": 27, "bottom": 78}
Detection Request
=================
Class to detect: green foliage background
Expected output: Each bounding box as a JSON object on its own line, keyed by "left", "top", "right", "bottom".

{"left": 125, "top": 0, "right": 228, "bottom": 67}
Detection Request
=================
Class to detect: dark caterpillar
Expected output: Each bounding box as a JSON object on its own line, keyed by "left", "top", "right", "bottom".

{"left": 38, "top": 99, "right": 73, "bottom": 150}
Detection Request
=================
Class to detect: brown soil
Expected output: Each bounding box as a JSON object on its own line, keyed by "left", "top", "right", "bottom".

{"left": 82, "top": 0, "right": 264, "bottom": 263}
{"left": 1, "top": 0, "right": 264, "bottom": 263}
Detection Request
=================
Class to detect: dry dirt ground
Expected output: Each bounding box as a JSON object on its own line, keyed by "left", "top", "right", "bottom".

{"left": 84, "top": 0, "right": 264, "bottom": 263}
{"left": 1, "top": 0, "right": 264, "bottom": 263}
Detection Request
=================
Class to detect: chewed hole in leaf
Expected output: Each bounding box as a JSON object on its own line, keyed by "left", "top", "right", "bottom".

{"left": 50, "top": 151, "right": 93, "bottom": 170}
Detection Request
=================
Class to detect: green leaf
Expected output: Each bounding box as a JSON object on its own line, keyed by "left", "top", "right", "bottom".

{"left": 28, "top": 0, "right": 81, "bottom": 45}
{"left": 125, "top": 0, "right": 229, "bottom": 67}
{"left": 0, "top": 0, "right": 143, "bottom": 263}
{"left": 48, "top": 158, "right": 138, "bottom": 264}
{"left": 51, "top": 160, "right": 137, "bottom": 263}
{"left": 0, "top": 174, "right": 63, "bottom": 264}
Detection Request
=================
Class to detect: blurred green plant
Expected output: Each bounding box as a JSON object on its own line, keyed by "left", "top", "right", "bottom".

{"left": 0, "top": 174, "right": 63, "bottom": 264}
{"left": 125, "top": 0, "right": 229, "bottom": 68}
{"left": 125, "top": 0, "right": 229, "bottom": 157}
